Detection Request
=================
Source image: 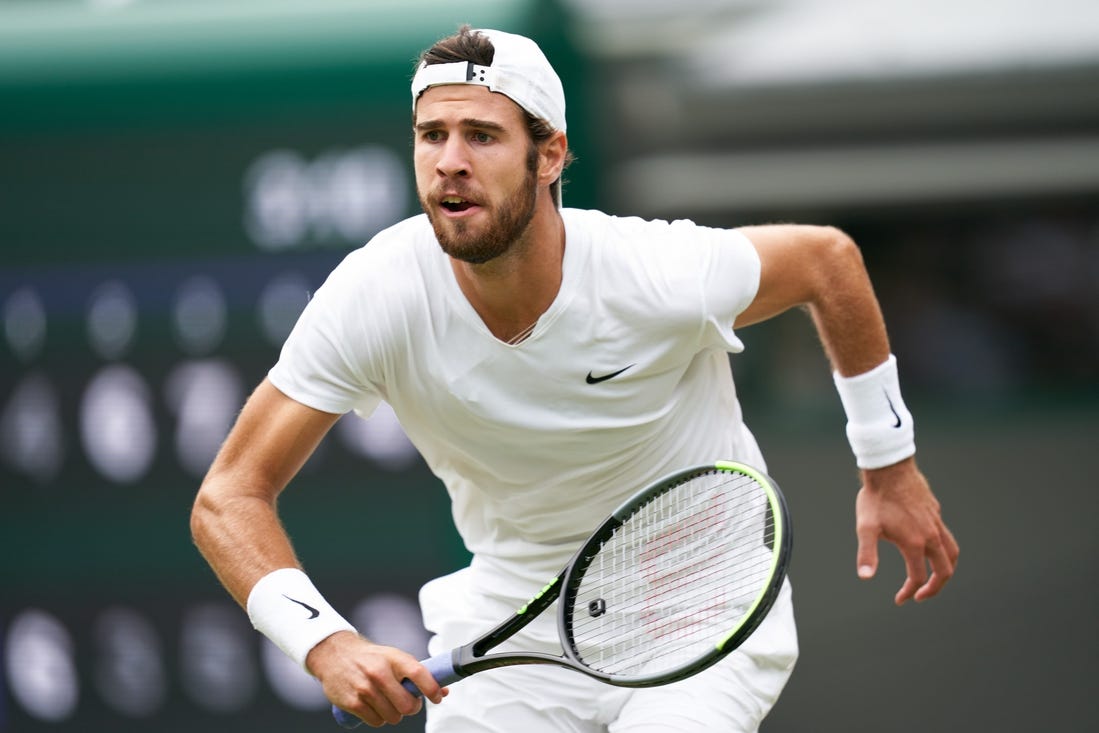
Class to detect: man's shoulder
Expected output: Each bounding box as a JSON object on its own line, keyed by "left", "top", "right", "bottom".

{"left": 316, "top": 215, "right": 437, "bottom": 300}
{"left": 562, "top": 207, "right": 651, "bottom": 233}
{"left": 361, "top": 213, "right": 434, "bottom": 251}
{"left": 562, "top": 208, "right": 712, "bottom": 244}
{"left": 337, "top": 214, "right": 435, "bottom": 268}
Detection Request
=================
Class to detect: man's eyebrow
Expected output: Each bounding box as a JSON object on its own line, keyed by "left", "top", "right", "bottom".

{"left": 414, "top": 118, "right": 508, "bottom": 133}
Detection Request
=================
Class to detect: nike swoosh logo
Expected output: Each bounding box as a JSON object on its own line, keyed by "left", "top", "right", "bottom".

{"left": 586, "top": 364, "right": 635, "bottom": 384}
{"left": 884, "top": 390, "right": 902, "bottom": 428}
{"left": 283, "top": 595, "right": 320, "bottom": 619}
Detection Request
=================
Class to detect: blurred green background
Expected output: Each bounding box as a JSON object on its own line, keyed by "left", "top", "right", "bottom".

{"left": 1, "top": 1, "right": 1096, "bottom": 731}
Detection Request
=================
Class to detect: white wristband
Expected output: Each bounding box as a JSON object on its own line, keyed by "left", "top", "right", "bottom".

{"left": 832, "top": 354, "right": 916, "bottom": 470}
{"left": 246, "top": 568, "right": 356, "bottom": 669}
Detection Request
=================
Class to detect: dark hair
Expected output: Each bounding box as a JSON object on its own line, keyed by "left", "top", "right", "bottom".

{"left": 417, "top": 25, "right": 574, "bottom": 204}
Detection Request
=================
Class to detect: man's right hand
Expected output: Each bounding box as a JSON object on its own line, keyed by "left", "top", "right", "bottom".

{"left": 307, "top": 631, "right": 448, "bottom": 728}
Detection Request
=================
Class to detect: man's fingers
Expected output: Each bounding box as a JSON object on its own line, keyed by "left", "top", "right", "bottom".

{"left": 351, "top": 688, "right": 406, "bottom": 728}
{"left": 943, "top": 524, "right": 961, "bottom": 565}
{"left": 402, "top": 664, "right": 447, "bottom": 705}
{"left": 895, "top": 527, "right": 959, "bottom": 605}
{"left": 895, "top": 541, "right": 930, "bottom": 606}
{"left": 913, "top": 531, "right": 958, "bottom": 602}
{"left": 332, "top": 662, "right": 425, "bottom": 728}
{"left": 893, "top": 563, "right": 923, "bottom": 605}
{"left": 893, "top": 576, "right": 920, "bottom": 607}
{"left": 370, "top": 661, "right": 438, "bottom": 722}
{"left": 338, "top": 700, "right": 382, "bottom": 729}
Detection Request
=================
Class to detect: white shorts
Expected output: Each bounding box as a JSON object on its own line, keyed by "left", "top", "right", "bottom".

{"left": 418, "top": 569, "right": 798, "bottom": 733}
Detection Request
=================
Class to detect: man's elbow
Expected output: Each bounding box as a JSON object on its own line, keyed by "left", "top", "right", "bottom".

{"left": 806, "top": 226, "right": 869, "bottom": 289}
{"left": 190, "top": 479, "right": 221, "bottom": 552}
{"left": 816, "top": 226, "right": 862, "bottom": 266}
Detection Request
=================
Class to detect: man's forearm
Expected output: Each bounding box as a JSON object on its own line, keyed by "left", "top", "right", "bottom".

{"left": 802, "top": 232, "right": 891, "bottom": 378}
{"left": 190, "top": 479, "right": 302, "bottom": 608}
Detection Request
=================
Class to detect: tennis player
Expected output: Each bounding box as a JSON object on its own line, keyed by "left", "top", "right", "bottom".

{"left": 191, "top": 26, "right": 958, "bottom": 731}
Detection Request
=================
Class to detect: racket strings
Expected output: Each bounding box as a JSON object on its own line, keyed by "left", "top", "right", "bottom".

{"left": 568, "top": 471, "right": 778, "bottom": 677}
{"left": 574, "top": 552, "right": 772, "bottom": 668}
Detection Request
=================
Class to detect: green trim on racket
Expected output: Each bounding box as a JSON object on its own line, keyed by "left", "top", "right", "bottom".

{"left": 712, "top": 460, "right": 789, "bottom": 653}
{"left": 517, "top": 577, "right": 560, "bottom": 615}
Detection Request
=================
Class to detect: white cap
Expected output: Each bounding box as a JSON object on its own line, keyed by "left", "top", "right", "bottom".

{"left": 411, "top": 28, "right": 567, "bottom": 133}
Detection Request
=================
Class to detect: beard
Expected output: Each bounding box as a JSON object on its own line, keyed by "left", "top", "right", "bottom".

{"left": 420, "top": 147, "right": 540, "bottom": 265}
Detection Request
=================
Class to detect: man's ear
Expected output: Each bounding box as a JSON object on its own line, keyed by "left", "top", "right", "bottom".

{"left": 538, "top": 131, "right": 568, "bottom": 187}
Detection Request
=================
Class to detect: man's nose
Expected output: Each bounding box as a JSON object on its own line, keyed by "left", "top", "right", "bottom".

{"left": 435, "top": 137, "right": 470, "bottom": 178}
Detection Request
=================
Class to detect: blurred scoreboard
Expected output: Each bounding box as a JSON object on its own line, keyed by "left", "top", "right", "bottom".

{"left": 0, "top": 2, "right": 589, "bottom": 731}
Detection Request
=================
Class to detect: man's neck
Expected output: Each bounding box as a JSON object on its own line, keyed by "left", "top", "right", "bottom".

{"left": 449, "top": 203, "right": 566, "bottom": 343}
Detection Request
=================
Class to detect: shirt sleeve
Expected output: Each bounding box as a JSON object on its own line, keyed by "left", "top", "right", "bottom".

{"left": 267, "top": 255, "right": 383, "bottom": 418}
{"left": 700, "top": 227, "right": 762, "bottom": 323}
{"left": 664, "top": 219, "right": 761, "bottom": 352}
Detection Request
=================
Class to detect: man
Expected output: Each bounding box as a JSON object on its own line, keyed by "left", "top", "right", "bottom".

{"left": 191, "top": 26, "right": 958, "bottom": 732}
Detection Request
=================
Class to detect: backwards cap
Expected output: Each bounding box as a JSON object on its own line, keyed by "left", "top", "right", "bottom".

{"left": 411, "top": 28, "right": 567, "bottom": 133}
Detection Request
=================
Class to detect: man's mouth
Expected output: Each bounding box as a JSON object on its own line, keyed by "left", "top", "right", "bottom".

{"left": 441, "top": 195, "right": 476, "bottom": 213}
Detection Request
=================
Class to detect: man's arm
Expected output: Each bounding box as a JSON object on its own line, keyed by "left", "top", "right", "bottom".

{"left": 191, "top": 378, "right": 338, "bottom": 604}
{"left": 190, "top": 378, "right": 444, "bottom": 726}
{"left": 736, "top": 224, "right": 959, "bottom": 605}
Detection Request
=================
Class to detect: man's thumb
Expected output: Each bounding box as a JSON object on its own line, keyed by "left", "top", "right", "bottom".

{"left": 856, "top": 528, "right": 879, "bottom": 579}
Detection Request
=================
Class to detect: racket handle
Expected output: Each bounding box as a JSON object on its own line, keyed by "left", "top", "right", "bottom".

{"left": 331, "top": 651, "right": 459, "bottom": 728}
{"left": 332, "top": 707, "right": 362, "bottom": 729}
{"left": 408, "top": 650, "right": 462, "bottom": 692}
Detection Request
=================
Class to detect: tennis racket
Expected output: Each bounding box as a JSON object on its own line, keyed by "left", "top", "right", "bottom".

{"left": 333, "top": 460, "right": 791, "bottom": 729}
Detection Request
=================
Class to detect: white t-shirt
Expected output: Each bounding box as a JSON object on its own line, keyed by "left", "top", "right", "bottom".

{"left": 269, "top": 208, "right": 766, "bottom": 600}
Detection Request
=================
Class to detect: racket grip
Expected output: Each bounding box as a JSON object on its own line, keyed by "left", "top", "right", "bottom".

{"left": 413, "top": 650, "right": 461, "bottom": 690}
{"left": 332, "top": 707, "right": 361, "bottom": 729}
{"left": 331, "top": 651, "right": 459, "bottom": 728}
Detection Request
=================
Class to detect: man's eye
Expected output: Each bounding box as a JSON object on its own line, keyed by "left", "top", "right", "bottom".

{"left": 472, "top": 132, "right": 492, "bottom": 143}
{"left": 423, "top": 130, "right": 443, "bottom": 142}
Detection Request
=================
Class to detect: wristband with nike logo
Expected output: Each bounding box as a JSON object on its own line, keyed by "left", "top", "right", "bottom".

{"left": 247, "top": 567, "right": 357, "bottom": 669}
{"left": 833, "top": 354, "right": 916, "bottom": 470}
